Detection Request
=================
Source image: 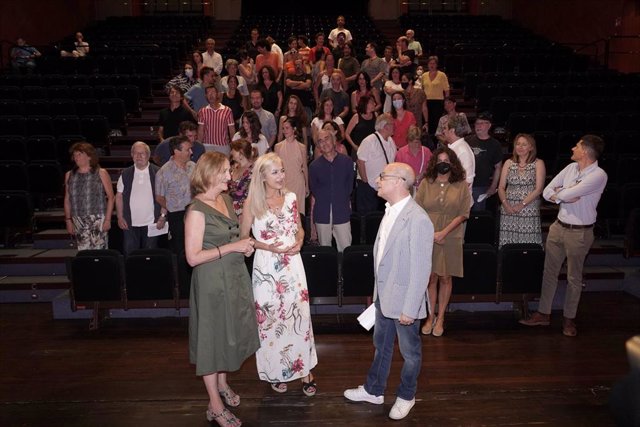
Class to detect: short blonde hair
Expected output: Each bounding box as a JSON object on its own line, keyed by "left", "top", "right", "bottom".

{"left": 246, "top": 153, "right": 286, "bottom": 219}
{"left": 407, "top": 125, "right": 421, "bottom": 143}
{"left": 190, "top": 152, "right": 228, "bottom": 197}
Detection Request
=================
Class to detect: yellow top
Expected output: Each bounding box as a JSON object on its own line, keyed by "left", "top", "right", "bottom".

{"left": 421, "top": 70, "right": 450, "bottom": 100}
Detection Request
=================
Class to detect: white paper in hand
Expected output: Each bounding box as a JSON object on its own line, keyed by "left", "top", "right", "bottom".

{"left": 147, "top": 221, "right": 169, "bottom": 237}
{"left": 477, "top": 193, "right": 488, "bottom": 203}
{"left": 357, "top": 304, "right": 376, "bottom": 331}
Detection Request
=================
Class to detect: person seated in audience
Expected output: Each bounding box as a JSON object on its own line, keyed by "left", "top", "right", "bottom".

{"left": 154, "top": 121, "right": 205, "bottom": 166}
{"left": 184, "top": 67, "right": 219, "bottom": 118}
{"left": 202, "top": 38, "right": 223, "bottom": 75}
{"left": 64, "top": 142, "right": 114, "bottom": 250}
{"left": 395, "top": 125, "right": 432, "bottom": 189}
{"left": 405, "top": 29, "right": 423, "bottom": 64}
{"left": 311, "top": 98, "right": 345, "bottom": 149}
{"left": 320, "top": 72, "right": 350, "bottom": 121}
{"left": 255, "top": 39, "right": 281, "bottom": 83}
{"left": 435, "top": 96, "right": 471, "bottom": 144}
{"left": 331, "top": 32, "right": 347, "bottom": 63}
{"left": 391, "top": 36, "right": 416, "bottom": 78}
{"left": 192, "top": 50, "right": 205, "bottom": 78}
{"left": 60, "top": 32, "right": 89, "bottom": 57}
{"left": 233, "top": 111, "right": 269, "bottom": 156}
{"left": 238, "top": 49, "right": 257, "bottom": 90}
{"left": 256, "top": 65, "right": 283, "bottom": 117}
{"left": 416, "top": 146, "right": 471, "bottom": 337}
{"left": 116, "top": 142, "right": 163, "bottom": 256}
{"left": 309, "top": 32, "right": 331, "bottom": 64}
{"left": 165, "top": 62, "right": 198, "bottom": 94}
{"left": 158, "top": 85, "right": 197, "bottom": 142}
{"left": 390, "top": 91, "right": 417, "bottom": 149}
{"left": 328, "top": 15, "right": 353, "bottom": 48}
{"left": 221, "top": 75, "right": 247, "bottom": 127}
{"left": 11, "top": 37, "right": 41, "bottom": 74}
{"left": 220, "top": 59, "right": 249, "bottom": 98}
{"left": 351, "top": 71, "right": 381, "bottom": 114}
{"left": 245, "top": 27, "right": 260, "bottom": 61}
{"left": 285, "top": 59, "right": 314, "bottom": 116}
{"left": 338, "top": 42, "right": 360, "bottom": 93}
{"left": 297, "top": 35, "right": 311, "bottom": 65}
{"left": 250, "top": 89, "right": 277, "bottom": 148}
{"left": 402, "top": 73, "right": 429, "bottom": 132}
{"left": 360, "top": 42, "right": 387, "bottom": 98}
{"left": 266, "top": 36, "right": 284, "bottom": 77}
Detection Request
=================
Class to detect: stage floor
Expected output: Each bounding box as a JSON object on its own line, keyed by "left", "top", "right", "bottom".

{"left": 1, "top": 291, "right": 638, "bottom": 426}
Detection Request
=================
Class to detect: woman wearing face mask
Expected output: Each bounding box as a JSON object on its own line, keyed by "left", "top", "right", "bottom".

{"left": 390, "top": 91, "right": 416, "bottom": 149}
{"left": 165, "top": 62, "right": 198, "bottom": 94}
{"left": 415, "top": 146, "right": 470, "bottom": 337}
{"left": 383, "top": 67, "right": 403, "bottom": 113}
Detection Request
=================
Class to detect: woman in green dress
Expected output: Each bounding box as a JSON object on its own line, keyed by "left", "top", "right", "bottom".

{"left": 184, "top": 152, "right": 259, "bottom": 427}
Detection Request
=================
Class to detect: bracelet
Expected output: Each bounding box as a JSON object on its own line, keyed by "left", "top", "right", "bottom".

{"left": 215, "top": 244, "right": 221, "bottom": 259}
{"left": 65, "top": 217, "right": 72, "bottom": 221}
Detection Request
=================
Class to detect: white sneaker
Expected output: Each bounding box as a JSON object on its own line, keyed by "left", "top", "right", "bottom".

{"left": 343, "top": 385, "right": 384, "bottom": 405}
{"left": 389, "top": 397, "right": 415, "bottom": 420}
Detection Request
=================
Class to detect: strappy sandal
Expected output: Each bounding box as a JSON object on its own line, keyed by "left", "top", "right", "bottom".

{"left": 302, "top": 375, "right": 317, "bottom": 397}
{"left": 218, "top": 386, "right": 240, "bottom": 407}
{"left": 206, "top": 407, "right": 242, "bottom": 427}
{"left": 271, "top": 382, "right": 287, "bottom": 393}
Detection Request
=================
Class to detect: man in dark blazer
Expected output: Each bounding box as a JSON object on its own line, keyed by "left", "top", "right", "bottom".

{"left": 344, "top": 162, "right": 434, "bottom": 420}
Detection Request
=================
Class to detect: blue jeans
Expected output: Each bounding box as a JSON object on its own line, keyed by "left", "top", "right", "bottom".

{"left": 122, "top": 225, "right": 159, "bottom": 256}
{"left": 364, "top": 300, "right": 422, "bottom": 400}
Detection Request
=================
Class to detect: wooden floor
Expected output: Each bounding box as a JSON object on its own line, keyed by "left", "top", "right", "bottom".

{"left": 1, "top": 291, "right": 639, "bottom": 427}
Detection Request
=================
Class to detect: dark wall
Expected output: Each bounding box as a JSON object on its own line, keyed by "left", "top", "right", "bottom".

{"left": 0, "top": 0, "right": 95, "bottom": 68}
{"left": 511, "top": 0, "right": 640, "bottom": 73}
{"left": 241, "top": 0, "right": 368, "bottom": 16}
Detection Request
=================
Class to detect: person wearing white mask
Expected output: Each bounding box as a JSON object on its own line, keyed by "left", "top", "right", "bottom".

{"left": 165, "top": 62, "right": 199, "bottom": 94}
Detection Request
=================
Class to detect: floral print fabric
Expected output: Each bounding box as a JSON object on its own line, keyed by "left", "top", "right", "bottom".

{"left": 251, "top": 192, "right": 318, "bottom": 382}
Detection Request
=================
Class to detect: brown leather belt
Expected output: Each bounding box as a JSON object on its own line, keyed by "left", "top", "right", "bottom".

{"left": 557, "top": 220, "right": 594, "bottom": 230}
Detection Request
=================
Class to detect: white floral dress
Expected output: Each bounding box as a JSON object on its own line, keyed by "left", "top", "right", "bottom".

{"left": 251, "top": 192, "right": 318, "bottom": 383}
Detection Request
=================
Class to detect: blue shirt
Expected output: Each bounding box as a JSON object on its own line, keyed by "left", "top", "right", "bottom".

{"left": 309, "top": 153, "right": 355, "bottom": 224}
{"left": 185, "top": 83, "right": 207, "bottom": 113}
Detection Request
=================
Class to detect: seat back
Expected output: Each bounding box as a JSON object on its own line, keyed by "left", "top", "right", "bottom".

{"left": 342, "top": 245, "right": 375, "bottom": 298}
{"left": 499, "top": 243, "right": 544, "bottom": 295}
{"left": 452, "top": 244, "right": 497, "bottom": 297}
{"left": 465, "top": 210, "right": 495, "bottom": 245}
{"left": 68, "top": 249, "right": 125, "bottom": 305}
{"left": 301, "top": 246, "right": 339, "bottom": 299}
{"left": 125, "top": 248, "right": 177, "bottom": 302}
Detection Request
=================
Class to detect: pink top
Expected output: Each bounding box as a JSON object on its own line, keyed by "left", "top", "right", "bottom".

{"left": 395, "top": 144, "right": 432, "bottom": 187}
{"left": 392, "top": 111, "right": 416, "bottom": 148}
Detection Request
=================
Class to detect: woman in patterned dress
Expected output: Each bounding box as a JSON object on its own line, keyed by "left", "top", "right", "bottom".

{"left": 227, "top": 139, "right": 256, "bottom": 222}
{"left": 497, "top": 133, "right": 545, "bottom": 248}
{"left": 240, "top": 152, "right": 318, "bottom": 397}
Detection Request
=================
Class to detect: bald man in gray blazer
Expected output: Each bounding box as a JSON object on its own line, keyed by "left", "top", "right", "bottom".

{"left": 344, "top": 162, "right": 434, "bottom": 421}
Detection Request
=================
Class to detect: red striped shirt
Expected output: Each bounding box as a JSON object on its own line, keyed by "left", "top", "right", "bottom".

{"left": 197, "top": 104, "right": 234, "bottom": 146}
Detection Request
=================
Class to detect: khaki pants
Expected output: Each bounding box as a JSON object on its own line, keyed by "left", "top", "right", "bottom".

{"left": 538, "top": 221, "right": 594, "bottom": 319}
{"left": 315, "top": 210, "right": 352, "bottom": 252}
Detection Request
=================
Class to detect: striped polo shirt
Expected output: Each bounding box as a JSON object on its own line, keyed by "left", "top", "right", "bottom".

{"left": 197, "top": 104, "right": 234, "bottom": 147}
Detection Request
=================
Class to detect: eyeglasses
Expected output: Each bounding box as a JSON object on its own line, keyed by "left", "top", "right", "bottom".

{"left": 378, "top": 172, "right": 406, "bottom": 181}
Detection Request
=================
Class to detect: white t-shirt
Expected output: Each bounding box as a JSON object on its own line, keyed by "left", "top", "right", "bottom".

{"left": 311, "top": 116, "right": 344, "bottom": 132}
{"left": 232, "top": 132, "right": 269, "bottom": 156}
{"left": 357, "top": 131, "right": 397, "bottom": 190}
{"left": 116, "top": 165, "right": 155, "bottom": 227}
{"left": 202, "top": 51, "right": 223, "bottom": 75}
{"left": 328, "top": 28, "right": 353, "bottom": 46}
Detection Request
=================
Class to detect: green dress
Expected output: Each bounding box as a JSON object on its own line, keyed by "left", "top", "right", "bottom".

{"left": 188, "top": 197, "right": 260, "bottom": 376}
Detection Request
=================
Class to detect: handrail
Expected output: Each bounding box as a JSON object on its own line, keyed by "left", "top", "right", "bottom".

{"left": 561, "top": 35, "right": 640, "bottom": 69}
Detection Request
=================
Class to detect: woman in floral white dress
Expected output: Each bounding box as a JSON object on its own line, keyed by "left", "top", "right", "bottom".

{"left": 240, "top": 152, "right": 318, "bottom": 396}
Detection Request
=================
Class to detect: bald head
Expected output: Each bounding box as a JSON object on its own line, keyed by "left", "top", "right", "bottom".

{"left": 387, "top": 162, "right": 415, "bottom": 190}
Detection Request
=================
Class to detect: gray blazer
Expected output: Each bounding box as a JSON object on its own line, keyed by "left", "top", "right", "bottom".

{"left": 373, "top": 198, "right": 434, "bottom": 320}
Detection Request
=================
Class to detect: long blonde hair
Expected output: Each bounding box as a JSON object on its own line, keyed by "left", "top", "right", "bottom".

{"left": 246, "top": 152, "right": 288, "bottom": 219}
